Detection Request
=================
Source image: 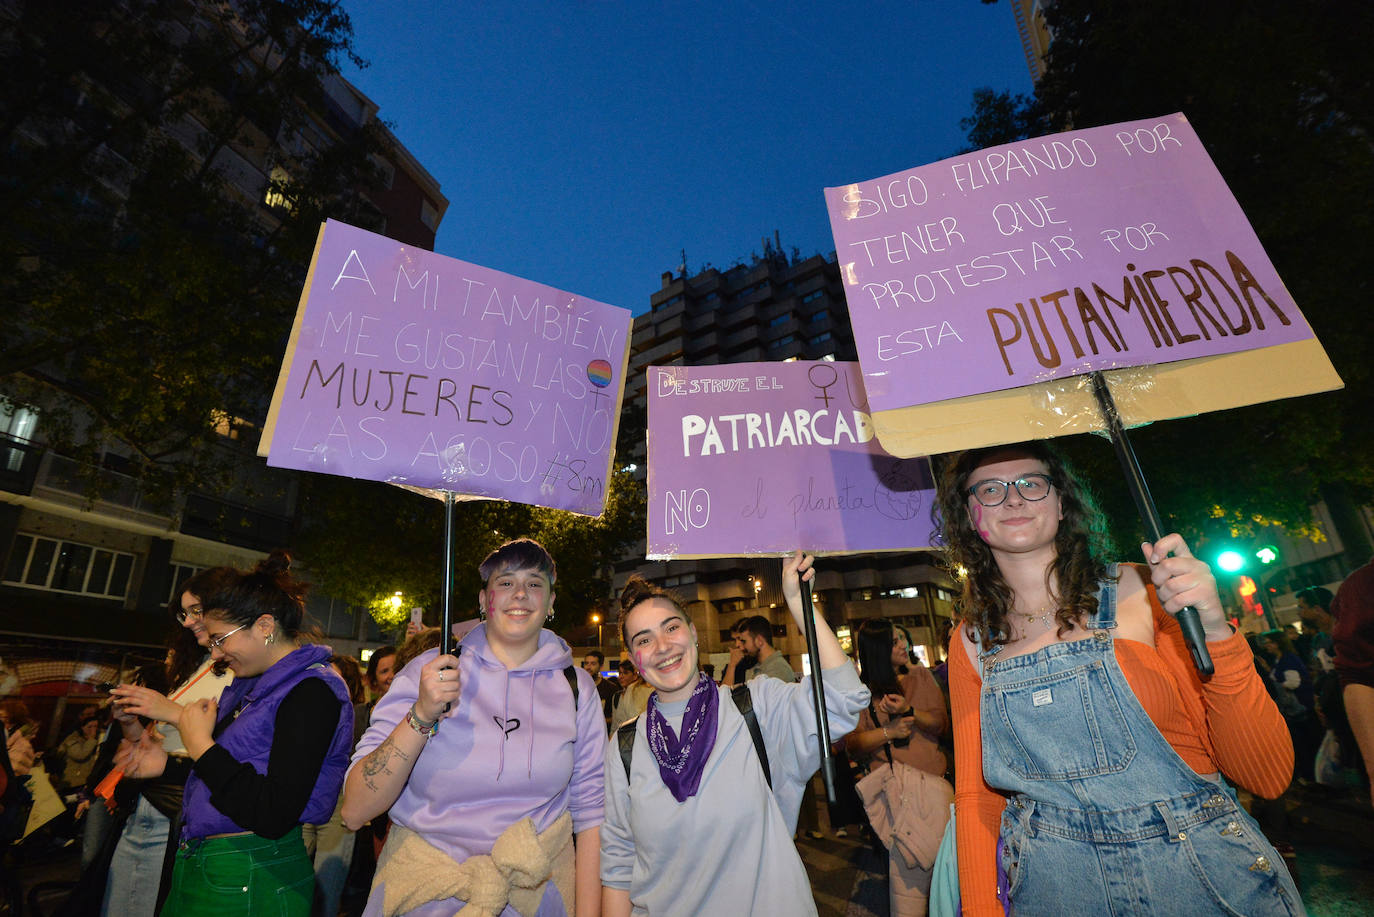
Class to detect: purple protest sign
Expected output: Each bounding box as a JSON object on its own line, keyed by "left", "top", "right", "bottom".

{"left": 646, "top": 361, "right": 937, "bottom": 559}
{"left": 824, "top": 113, "right": 1315, "bottom": 414}
{"left": 260, "top": 220, "right": 632, "bottom": 515}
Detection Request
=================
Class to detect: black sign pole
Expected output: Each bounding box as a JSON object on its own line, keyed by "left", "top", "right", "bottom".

{"left": 441, "top": 491, "right": 456, "bottom": 657}
{"left": 1089, "top": 372, "right": 1214, "bottom": 675}
{"left": 799, "top": 575, "right": 837, "bottom": 805}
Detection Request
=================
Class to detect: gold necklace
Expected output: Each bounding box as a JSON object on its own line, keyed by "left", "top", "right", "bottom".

{"left": 1012, "top": 605, "right": 1056, "bottom": 630}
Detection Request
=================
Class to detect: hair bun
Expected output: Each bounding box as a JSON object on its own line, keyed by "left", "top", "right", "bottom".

{"left": 258, "top": 548, "right": 293, "bottom": 577}
{"left": 619, "top": 575, "right": 657, "bottom": 613}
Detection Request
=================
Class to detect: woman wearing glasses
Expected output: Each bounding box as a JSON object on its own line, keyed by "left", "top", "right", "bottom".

{"left": 939, "top": 442, "right": 1303, "bottom": 917}
{"left": 101, "top": 567, "right": 236, "bottom": 917}
{"left": 117, "top": 551, "right": 354, "bottom": 916}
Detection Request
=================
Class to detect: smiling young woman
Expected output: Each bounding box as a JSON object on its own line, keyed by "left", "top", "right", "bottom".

{"left": 116, "top": 551, "right": 354, "bottom": 916}
{"left": 599, "top": 551, "right": 869, "bottom": 917}
{"left": 939, "top": 441, "right": 1303, "bottom": 917}
{"left": 340, "top": 538, "right": 605, "bottom": 917}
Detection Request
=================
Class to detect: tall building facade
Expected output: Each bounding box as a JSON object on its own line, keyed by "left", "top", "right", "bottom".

{"left": 0, "top": 0, "right": 446, "bottom": 748}
{"left": 611, "top": 241, "right": 957, "bottom": 671}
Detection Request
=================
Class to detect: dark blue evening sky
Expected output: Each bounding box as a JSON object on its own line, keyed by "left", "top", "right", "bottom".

{"left": 336, "top": 1, "right": 1032, "bottom": 315}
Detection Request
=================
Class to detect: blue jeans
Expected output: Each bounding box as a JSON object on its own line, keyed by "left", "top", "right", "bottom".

{"left": 102, "top": 796, "right": 170, "bottom": 917}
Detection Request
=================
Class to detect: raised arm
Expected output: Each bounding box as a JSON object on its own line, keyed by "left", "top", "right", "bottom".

{"left": 340, "top": 651, "right": 460, "bottom": 830}
{"left": 110, "top": 683, "right": 185, "bottom": 727}
{"left": 779, "top": 551, "right": 847, "bottom": 670}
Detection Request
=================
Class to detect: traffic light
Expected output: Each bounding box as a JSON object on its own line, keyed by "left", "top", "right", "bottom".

{"left": 1212, "top": 544, "right": 1280, "bottom": 573}
{"left": 1216, "top": 549, "right": 1246, "bottom": 573}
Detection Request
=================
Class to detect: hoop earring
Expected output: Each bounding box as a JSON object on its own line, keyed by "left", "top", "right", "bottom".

{"left": 478, "top": 609, "right": 487, "bottom": 622}
{"left": 545, "top": 608, "right": 555, "bottom": 622}
{"left": 265, "top": 630, "right": 276, "bottom": 646}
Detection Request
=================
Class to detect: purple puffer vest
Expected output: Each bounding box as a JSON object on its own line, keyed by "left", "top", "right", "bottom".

{"left": 181, "top": 643, "right": 352, "bottom": 840}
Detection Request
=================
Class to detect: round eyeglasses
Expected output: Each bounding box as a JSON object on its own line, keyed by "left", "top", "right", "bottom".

{"left": 966, "top": 473, "right": 1055, "bottom": 507}
{"left": 176, "top": 604, "right": 204, "bottom": 624}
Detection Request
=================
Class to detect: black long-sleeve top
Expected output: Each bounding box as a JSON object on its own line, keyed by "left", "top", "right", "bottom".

{"left": 167, "top": 678, "right": 341, "bottom": 839}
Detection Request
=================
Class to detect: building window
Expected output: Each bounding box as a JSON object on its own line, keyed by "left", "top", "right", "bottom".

{"left": 767, "top": 335, "right": 795, "bottom": 350}
{"left": 264, "top": 166, "right": 295, "bottom": 212}
{"left": 768, "top": 314, "right": 791, "bottom": 328}
{"left": 801, "top": 290, "right": 825, "bottom": 304}
{"left": 0, "top": 404, "right": 38, "bottom": 473}
{"left": 307, "top": 594, "right": 360, "bottom": 640}
{"left": 717, "top": 597, "right": 748, "bottom": 614}
{"left": 808, "top": 309, "right": 828, "bottom": 323}
{"left": 808, "top": 331, "right": 832, "bottom": 346}
{"left": 420, "top": 199, "right": 440, "bottom": 232}
{"left": 4, "top": 534, "right": 134, "bottom": 599}
{"left": 165, "top": 563, "right": 204, "bottom": 603}
{"left": 371, "top": 155, "right": 396, "bottom": 190}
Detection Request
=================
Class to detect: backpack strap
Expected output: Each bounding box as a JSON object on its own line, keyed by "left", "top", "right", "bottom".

{"left": 563, "top": 665, "right": 580, "bottom": 707}
{"left": 617, "top": 684, "right": 772, "bottom": 791}
{"left": 618, "top": 717, "right": 638, "bottom": 780}
{"left": 731, "top": 683, "right": 771, "bottom": 790}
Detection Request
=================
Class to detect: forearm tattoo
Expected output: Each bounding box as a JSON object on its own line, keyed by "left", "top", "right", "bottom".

{"left": 361, "top": 735, "right": 411, "bottom": 792}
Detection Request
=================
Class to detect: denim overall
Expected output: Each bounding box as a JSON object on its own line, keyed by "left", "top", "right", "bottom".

{"left": 978, "top": 571, "right": 1304, "bottom": 916}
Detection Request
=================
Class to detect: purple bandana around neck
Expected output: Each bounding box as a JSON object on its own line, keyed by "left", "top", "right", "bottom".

{"left": 645, "top": 672, "right": 719, "bottom": 802}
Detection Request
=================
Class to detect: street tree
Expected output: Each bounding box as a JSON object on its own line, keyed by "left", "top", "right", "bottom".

{"left": 964, "top": 0, "right": 1374, "bottom": 559}
{"left": 295, "top": 399, "right": 648, "bottom": 631}
{"left": 1, "top": 0, "right": 386, "bottom": 502}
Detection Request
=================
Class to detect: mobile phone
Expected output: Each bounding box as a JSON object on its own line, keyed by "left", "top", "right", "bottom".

{"left": 410, "top": 606, "right": 425, "bottom": 629}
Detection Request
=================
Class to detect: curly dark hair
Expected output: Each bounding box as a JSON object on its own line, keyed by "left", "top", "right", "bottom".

{"left": 617, "top": 575, "right": 690, "bottom": 646}
{"left": 935, "top": 441, "right": 1113, "bottom": 648}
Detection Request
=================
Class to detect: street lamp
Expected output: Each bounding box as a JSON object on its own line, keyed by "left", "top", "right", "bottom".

{"left": 590, "top": 612, "right": 603, "bottom": 649}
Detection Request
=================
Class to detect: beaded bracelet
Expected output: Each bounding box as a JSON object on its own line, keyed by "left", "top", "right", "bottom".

{"left": 405, "top": 705, "right": 439, "bottom": 738}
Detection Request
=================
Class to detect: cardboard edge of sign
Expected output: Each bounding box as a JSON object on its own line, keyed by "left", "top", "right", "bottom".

{"left": 869, "top": 338, "right": 1344, "bottom": 459}
{"left": 259, "top": 222, "right": 327, "bottom": 458}
{"left": 645, "top": 545, "right": 933, "bottom": 562}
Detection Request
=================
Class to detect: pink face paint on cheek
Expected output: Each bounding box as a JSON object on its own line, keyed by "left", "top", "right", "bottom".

{"left": 631, "top": 648, "right": 650, "bottom": 671}
{"left": 972, "top": 503, "right": 991, "bottom": 542}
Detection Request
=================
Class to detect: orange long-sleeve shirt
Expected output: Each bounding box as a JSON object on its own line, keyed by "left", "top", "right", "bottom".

{"left": 950, "top": 598, "right": 1292, "bottom": 917}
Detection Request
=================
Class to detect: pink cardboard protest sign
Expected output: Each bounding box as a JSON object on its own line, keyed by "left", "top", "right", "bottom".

{"left": 260, "top": 220, "right": 632, "bottom": 515}
{"left": 825, "top": 113, "right": 1320, "bottom": 413}
{"left": 646, "top": 361, "right": 938, "bottom": 559}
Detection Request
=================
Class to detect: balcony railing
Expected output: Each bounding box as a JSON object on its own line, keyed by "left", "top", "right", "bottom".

{"left": 181, "top": 493, "right": 292, "bottom": 552}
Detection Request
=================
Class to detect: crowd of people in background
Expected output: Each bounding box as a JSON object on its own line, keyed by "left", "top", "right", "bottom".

{"left": 1, "top": 452, "right": 1373, "bottom": 915}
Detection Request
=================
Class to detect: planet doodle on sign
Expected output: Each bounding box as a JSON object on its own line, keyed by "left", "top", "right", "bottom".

{"left": 873, "top": 457, "right": 927, "bottom": 521}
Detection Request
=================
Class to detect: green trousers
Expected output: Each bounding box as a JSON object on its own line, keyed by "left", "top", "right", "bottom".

{"left": 160, "top": 825, "right": 313, "bottom": 916}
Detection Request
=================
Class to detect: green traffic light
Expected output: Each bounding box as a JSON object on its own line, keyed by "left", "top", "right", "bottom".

{"left": 1216, "top": 549, "right": 1246, "bottom": 573}
{"left": 1255, "top": 545, "right": 1279, "bottom": 565}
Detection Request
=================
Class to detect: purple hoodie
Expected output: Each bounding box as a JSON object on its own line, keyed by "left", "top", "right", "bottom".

{"left": 351, "top": 624, "right": 605, "bottom": 917}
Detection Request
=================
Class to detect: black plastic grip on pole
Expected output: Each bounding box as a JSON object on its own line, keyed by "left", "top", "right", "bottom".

{"left": 1088, "top": 373, "right": 1214, "bottom": 676}
{"left": 799, "top": 575, "right": 837, "bottom": 805}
